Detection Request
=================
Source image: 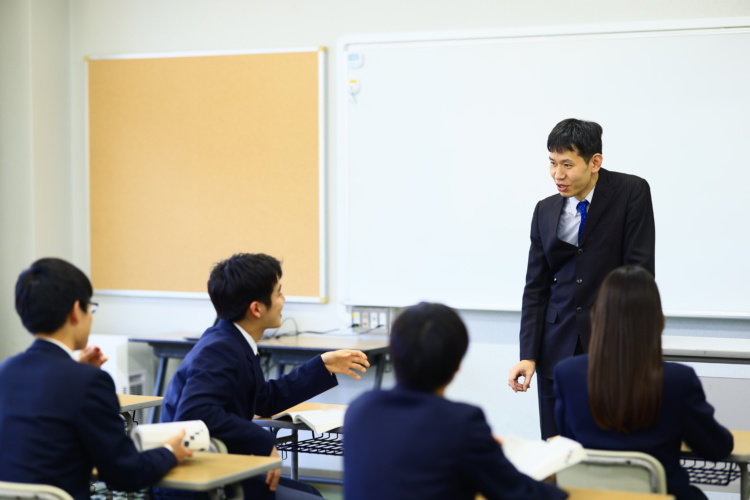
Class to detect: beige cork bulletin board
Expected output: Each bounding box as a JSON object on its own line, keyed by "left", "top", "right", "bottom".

{"left": 87, "top": 48, "right": 326, "bottom": 301}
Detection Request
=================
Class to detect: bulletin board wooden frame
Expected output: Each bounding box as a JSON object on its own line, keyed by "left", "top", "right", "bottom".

{"left": 87, "top": 48, "right": 326, "bottom": 302}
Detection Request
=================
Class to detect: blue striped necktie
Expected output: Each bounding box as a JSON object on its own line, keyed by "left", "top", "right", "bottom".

{"left": 577, "top": 200, "right": 589, "bottom": 245}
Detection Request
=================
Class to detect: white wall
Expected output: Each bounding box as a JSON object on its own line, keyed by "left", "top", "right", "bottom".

{"left": 3, "top": 0, "right": 750, "bottom": 482}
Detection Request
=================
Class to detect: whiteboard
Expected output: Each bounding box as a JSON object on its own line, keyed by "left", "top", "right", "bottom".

{"left": 338, "top": 20, "right": 750, "bottom": 317}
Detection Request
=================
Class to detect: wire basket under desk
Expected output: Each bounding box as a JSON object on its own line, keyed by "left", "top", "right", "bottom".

{"left": 275, "top": 433, "right": 343, "bottom": 458}
{"left": 681, "top": 458, "right": 741, "bottom": 486}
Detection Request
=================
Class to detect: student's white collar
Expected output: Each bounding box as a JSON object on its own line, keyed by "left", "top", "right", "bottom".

{"left": 233, "top": 322, "right": 259, "bottom": 356}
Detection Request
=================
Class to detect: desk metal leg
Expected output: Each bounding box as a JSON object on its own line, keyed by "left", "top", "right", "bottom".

{"left": 276, "top": 363, "right": 286, "bottom": 379}
{"left": 741, "top": 462, "right": 749, "bottom": 500}
{"left": 373, "top": 353, "right": 386, "bottom": 389}
{"left": 291, "top": 428, "right": 299, "bottom": 481}
{"left": 150, "top": 357, "right": 169, "bottom": 423}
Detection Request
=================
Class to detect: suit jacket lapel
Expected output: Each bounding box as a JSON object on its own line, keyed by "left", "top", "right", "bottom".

{"left": 579, "top": 168, "right": 613, "bottom": 245}
{"left": 546, "top": 195, "right": 566, "bottom": 243}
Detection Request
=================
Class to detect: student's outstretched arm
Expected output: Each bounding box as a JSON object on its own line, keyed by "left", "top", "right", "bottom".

{"left": 321, "top": 350, "right": 370, "bottom": 380}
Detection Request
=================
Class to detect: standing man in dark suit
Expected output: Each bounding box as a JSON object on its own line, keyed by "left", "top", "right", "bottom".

{"left": 0, "top": 258, "right": 192, "bottom": 500}
{"left": 507, "top": 118, "right": 656, "bottom": 439}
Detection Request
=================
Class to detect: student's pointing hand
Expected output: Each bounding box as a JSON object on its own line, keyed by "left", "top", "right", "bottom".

{"left": 321, "top": 350, "right": 370, "bottom": 380}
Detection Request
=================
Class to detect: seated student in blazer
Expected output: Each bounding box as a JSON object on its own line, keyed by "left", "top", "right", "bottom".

{"left": 160, "top": 253, "right": 370, "bottom": 500}
{"left": 344, "top": 302, "right": 568, "bottom": 500}
{"left": 554, "top": 266, "right": 733, "bottom": 500}
{"left": 0, "top": 258, "right": 192, "bottom": 500}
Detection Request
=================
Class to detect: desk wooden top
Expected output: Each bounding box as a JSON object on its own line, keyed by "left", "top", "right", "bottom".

{"left": 117, "top": 394, "right": 163, "bottom": 412}
{"left": 254, "top": 402, "right": 348, "bottom": 423}
{"left": 662, "top": 336, "right": 750, "bottom": 361}
{"left": 156, "top": 452, "right": 280, "bottom": 491}
{"left": 682, "top": 429, "right": 750, "bottom": 460}
{"left": 130, "top": 331, "right": 390, "bottom": 353}
{"left": 478, "top": 488, "right": 673, "bottom": 499}
{"left": 257, "top": 333, "right": 388, "bottom": 353}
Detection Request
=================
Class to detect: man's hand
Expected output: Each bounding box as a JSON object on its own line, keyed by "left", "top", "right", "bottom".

{"left": 78, "top": 345, "right": 109, "bottom": 368}
{"left": 265, "top": 446, "right": 282, "bottom": 492}
{"left": 321, "top": 350, "right": 370, "bottom": 380}
{"left": 162, "top": 429, "right": 193, "bottom": 463}
{"left": 508, "top": 359, "right": 536, "bottom": 392}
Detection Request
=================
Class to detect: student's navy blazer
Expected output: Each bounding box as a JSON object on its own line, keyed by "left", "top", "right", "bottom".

{"left": 554, "top": 355, "right": 733, "bottom": 500}
{"left": 161, "top": 319, "right": 337, "bottom": 498}
{"left": 0, "top": 340, "right": 176, "bottom": 500}
{"left": 343, "top": 385, "right": 568, "bottom": 500}
{"left": 520, "top": 169, "right": 656, "bottom": 378}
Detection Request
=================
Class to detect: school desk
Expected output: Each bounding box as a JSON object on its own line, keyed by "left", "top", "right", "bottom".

{"left": 155, "top": 452, "right": 281, "bottom": 500}
{"left": 129, "top": 332, "right": 389, "bottom": 423}
{"left": 254, "top": 402, "right": 346, "bottom": 481}
{"left": 117, "top": 394, "right": 163, "bottom": 433}
{"left": 682, "top": 429, "right": 750, "bottom": 500}
{"left": 662, "top": 336, "right": 750, "bottom": 364}
{"left": 477, "top": 488, "right": 673, "bottom": 499}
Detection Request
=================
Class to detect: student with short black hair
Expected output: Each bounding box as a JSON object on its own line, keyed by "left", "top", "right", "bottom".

{"left": 344, "top": 302, "right": 568, "bottom": 500}
{"left": 554, "top": 266, "right": 733, "bottom": 500}
{"left": 0, "top": 258, "right": 192, "bottom": 500}
{"left": 161, "top": 253, "right": 370, "bottom": 500}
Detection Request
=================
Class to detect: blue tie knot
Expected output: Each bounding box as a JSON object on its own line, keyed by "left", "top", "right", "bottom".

{"left": 577, "top": 200, "right": 589, "bottom": 245}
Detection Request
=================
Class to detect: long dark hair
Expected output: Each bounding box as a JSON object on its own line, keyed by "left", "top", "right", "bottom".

{"left": 588, "top": 266, "right": 664, "bottom": 432}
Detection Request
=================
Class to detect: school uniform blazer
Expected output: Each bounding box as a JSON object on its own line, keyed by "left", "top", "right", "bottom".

{"left": 161, "top": 319, "right": 338, "bottom": 454}
{"left": 0, "top": 340, "right": 176, "bottom": 500}
{"left": 343, "top": 385, "right": 568, "bottom": 500}
{"left": 519, "top": 168, "right": 655, "bottom": 378}
{"left": 554, "top": 355, "right": 733, "bottom": 500}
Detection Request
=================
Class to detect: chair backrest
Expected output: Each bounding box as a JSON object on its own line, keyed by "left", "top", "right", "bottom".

{"left": 0, "top": 481, "right": 74, "bottom": 500}
{"left": 555, "top": 448, "right": 667, "bottom": 494}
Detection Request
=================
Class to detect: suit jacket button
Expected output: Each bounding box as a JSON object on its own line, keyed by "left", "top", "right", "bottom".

{"left": 576, "top": 278, "right": 583, "bottom": 284}
{"left": 576, "top": 307, "right": 583, "bottom": 313}
{"left": 577, "top": 248, "right": 584, "bottom": 254}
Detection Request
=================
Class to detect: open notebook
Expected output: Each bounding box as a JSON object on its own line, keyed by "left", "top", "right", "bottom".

{"left": 273, "top": 408, "right": 345, "bottom": 434}
{"left": 502, "top": 434, "right": 586, "bottom": 481}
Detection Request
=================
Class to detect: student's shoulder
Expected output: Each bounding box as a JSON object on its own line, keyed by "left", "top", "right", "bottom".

{"left": 663, "top": 361, "right": 699, "bottom": 385}
{"left": 554, "top": 353, "right": 588, "bottom": 377}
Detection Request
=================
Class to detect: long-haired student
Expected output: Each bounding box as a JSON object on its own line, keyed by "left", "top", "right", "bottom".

{"left": 553, "top": 266, "right": 733, "bottom": 500}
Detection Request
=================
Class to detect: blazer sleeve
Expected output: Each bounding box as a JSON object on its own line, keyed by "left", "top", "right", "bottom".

{"left": 460, "top": 406, "right": 568, "bottom": 500}
{"left": 680, "top": 367, "right": 733, "bottom": 460}
{"left": 254, "top": 355, "right": 338, "bottom": 417}
{"left": 519, "top": 201, "right": 553, "bottom": 361}
{"left": 622, "top": 177, "right": 656, "bottom": 275}
{"left": 80, "top": 371, "right": 176, "bottom": 491}
{"left": 170, "top": 341, "right": 279, "bottom": 455}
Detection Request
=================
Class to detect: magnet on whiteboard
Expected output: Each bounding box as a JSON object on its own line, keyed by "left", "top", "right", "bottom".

{"left": 348, "top": 52, "right": 364, "bottom": 69}
{"left": 348, "top": 79, "right": 361, "bottom": 95}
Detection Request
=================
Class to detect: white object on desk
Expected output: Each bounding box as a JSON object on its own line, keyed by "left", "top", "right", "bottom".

{"left": 132, "top": 420, "right": 210, "bottom": 452}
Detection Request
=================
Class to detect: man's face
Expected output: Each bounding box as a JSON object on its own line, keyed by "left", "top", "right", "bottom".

{"left": 549, "top": 145, "right": 601, "bottom": 201}
{"left": 262, "top": 280, "right": 286, "bottom": 329}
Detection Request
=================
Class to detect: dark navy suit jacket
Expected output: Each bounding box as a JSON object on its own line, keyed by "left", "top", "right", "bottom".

{"left": 343, "top": 385, "right": 568, "bottom": 500}
{"left": 554, "top": 355, "right": 733, "bottom": 500}
{"left": 0, "top": 340, "right": 176, "bottom": 500}
{"left": 161, "top": 319, "right": 337, "bottom": 498}
{"left": 520, "top": 169, "right": 656, "bottom": 378}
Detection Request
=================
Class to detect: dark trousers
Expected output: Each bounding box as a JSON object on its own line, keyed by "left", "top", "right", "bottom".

{"left": 537, "top": 336, "right": 585, "bottom": 439}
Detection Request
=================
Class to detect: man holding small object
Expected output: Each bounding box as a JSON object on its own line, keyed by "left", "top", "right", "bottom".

{"left": 507, "top": 118, "right": 656, "bottom": 439}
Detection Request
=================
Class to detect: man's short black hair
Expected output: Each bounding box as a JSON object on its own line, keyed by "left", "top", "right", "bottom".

{"left": 15, "top": 258, "right": 93, "bottom": 334}
{"left": 208, "top": 253, "right": 282, "bottom": 322}
{"left": 390, "top": 302, "right": 469, "bottom": 392}
{"left": 547, "top": 118, "right": 603, "bottom": 164}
